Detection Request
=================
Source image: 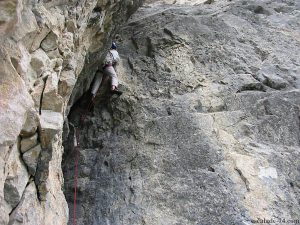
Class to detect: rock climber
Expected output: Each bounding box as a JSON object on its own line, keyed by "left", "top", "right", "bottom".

{"left": 91, "top": 42, "right": 122, "bottom": 99}
{"left": 104, "top": 42, "right": 122, "bottom": 95}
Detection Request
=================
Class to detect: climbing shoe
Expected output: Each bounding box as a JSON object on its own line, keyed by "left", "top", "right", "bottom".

{"left": 111, "top": 89, "right": 123, "bottom": 96}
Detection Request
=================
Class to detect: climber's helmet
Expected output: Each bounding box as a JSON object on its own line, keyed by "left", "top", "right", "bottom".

{"left": 111, "top": 42, "right": 117, "bottom": 50}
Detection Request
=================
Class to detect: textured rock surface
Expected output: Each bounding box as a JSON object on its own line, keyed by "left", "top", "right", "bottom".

{"left": 22, "top": 144, "right": 41, "bottom": 175}
{"left": 20, "top": 133, "right": 38, "bottom": 153}
{"left": 4, "top": 144, "right": 29, "bottom": 210}
{"left": 20, "top": 108, "right": 39, "bottom": 138}
{"left": 0, "top": 0, "right": 143, "bottom": 224}
{"left": 63, "top": 0, "right": 300, "bottom": 224}
{"left": 1, "top": 0, "right": 300, "bottom": 224}
{"left": 8, "top": 182, "right": 43, "bottom": 225}
{"left": 0, "top": 54, "right": 34, "bottom": 146}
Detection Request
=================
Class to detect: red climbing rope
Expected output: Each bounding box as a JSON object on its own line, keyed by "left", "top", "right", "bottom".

{"left": 73, "top": 107, "right": 90, "bottom": 225}
{"left": 72, "top": 95, "right": 97, "bottom": 224}
{"left": 73, "top": 128, "right": 79, "bottom": 225}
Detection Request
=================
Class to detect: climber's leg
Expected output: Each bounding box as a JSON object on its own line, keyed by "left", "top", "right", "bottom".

{"left": 104, "top": 67, "right": 122, "bottom": 95}
{"left": 104, "top": 66, "right": 118, "bottom": 89}
{"left": 91, "top": 72, "right": 103, "bottom": 96}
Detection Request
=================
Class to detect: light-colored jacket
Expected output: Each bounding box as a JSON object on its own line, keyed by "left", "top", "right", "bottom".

{"left": 103, "top": 49, "right": 120, "bottom": 66}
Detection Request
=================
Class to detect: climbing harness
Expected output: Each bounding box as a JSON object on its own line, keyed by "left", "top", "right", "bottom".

{"left": 103, "top": 63, "right": 113, "bottom": 69}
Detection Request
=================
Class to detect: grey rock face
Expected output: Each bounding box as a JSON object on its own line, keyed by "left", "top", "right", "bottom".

{"left": 41, "top": 31, "right": 59, "bottom": 52}
{"left": 22, "top": 144, "right": 41, "bottom": 175}
{"left": 30, "top": 49, "right": 51, "bottom": 77}
{"left": 39, "top": 110, "right": 64, "bottom": 149}
{"left": 8, "top": 182, "right": 43, "bottom": 225}
{"left": 0, "top": 0, "right": 143, "bottom": 224}
{"left": 4, "top": 145, "right": 29, "bottom": 210}
{"left": 63, "top": 0, "right": 300, "bottom": 225}
{"left": 20, "top": 108, "right": 39, "bottom": 138}
{"left": 20, "top": 133, "right": 38, "bottom": 153}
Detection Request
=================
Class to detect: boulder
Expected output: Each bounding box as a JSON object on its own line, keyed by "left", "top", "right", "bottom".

{"left": 46, "top": 48, "right": 62, "bottom": 59}
{"left": 30, "top": 48, "right": 51, "bottom": 77}
{"left": 8, "top": 182, "right": 43, "bottom": 225}
{"left": 20, "top": 133, "right": 38, "bottom": 153}
{"left": 4, "top": 144, "right": 29, "bottom": 209}
{"left": 0, "top": 54, "right": 34, "bottom": 146}
{"left": 58, "top": 70, "right": 76, "bottom": 98}
{"left": 41, "top": 72, "right": 64, "bottom": 113}
{"left": 235, "top": 74, "right": 265, "bottom": 92}
{"left": 0, "top": 0, "right": 18, "bottom": 33}
{"left": 65, "top": 18, "right": 77, "bottom": 33}
{"left": 0, "top": 201, "right": 10, "bottom": 225}
{"left": 48, "top": 7, "right": 65, "bottom": 31}
{"left": 26, "top": 65, "right": 38, "bottom": 90}
{"left": 11, "top": 8, "right": 39, "bottom": 44}
{"left": 30, "top": 78, "right": 45, "bottom": 111}
{"left": 41, "top": 31, "right": 59, "bottom": 52}
{"left": 62, "top": 52, "right": 77, "bottom": 71}
{"left": 58, "top": 32, "right": 74, "bottom": 57}
{"left": 0, "top": 145, "right": 11, "bottom": 225}
{"left": 263, "top": 74, "right": 289, "bottom": 90}
{"left": 30, "top": 27, "right": 51, "bottom": 52}
{"left": 20, "top": 108, "right": 40, "bottom": 138}
{"left": 39, "top": 110, "right": 63, "bottom": 149}
{"left": 10, "top": 44, "right": 33, "bottom": 86}
{"left": 22, "top": 144, "right": 41, "bottom": 176}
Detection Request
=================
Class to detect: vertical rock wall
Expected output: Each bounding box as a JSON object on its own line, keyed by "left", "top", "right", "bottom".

{"left": 0, "top": 0, "right": 143, "bottom": 224}
{"left": 63, "top": 0, "right": 300, "bottom": 224}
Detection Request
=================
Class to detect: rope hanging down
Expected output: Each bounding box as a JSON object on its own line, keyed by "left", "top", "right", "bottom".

{"left": 72, "top": 103, "right": 93, "bottom": 225}
{"left": 72, "top": 87, "right": 118, "bottom": 224}
{"left": 73, "top": 92, "right": 96, "bottom": 225}
{"left": 73, "top": 128, "right": 80, "bottom": 225}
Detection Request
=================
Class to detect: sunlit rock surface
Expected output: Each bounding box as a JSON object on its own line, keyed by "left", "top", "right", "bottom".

{"left": 0, "top": 0, "right": 143, "bottom": 224}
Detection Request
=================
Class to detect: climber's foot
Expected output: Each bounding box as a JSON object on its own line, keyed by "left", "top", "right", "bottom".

{"left": 110, "top": 85, "right": 122, "bottom": 96}
{"left": 111, "top": 89, "right": 123, "bottom": 96}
